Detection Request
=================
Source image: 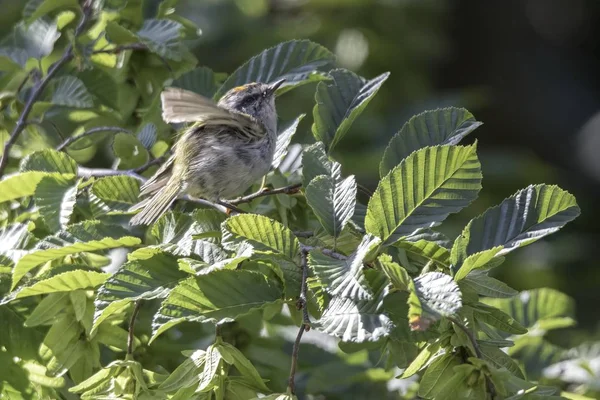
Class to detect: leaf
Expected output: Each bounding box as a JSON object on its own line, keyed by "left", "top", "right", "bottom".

{"left": 217, "top": 342, "right": 269, "bottom": 392}
{"left": 418, "top": 352, "right": 462, "bottom": 398}
{"left": 480, "top": 344, "right": 525, "bottom": 379}
{"left": 309, "top": 235, "right": 380, "bottom": 301}
{"left": 0, "top": 19, "right": 60, "bottom": 67}
{"left": 90, "top": 175, "right": 141, "bottom": 214}
{"left": 474, "top": 303, "right": 528, "bottom": 334}
{"left": 378, "top": 253, "right": 410, "bottom": 291}
{"left": 93, "top": 250, "right": 185, "bottom": 331}
{"left": 159, "top": 349, "right": 206, "bottom": 392}
{"left": 216, "top": 40, "right": 335, "bottom": 98}
{"left": 454, "top": 247, "right": 503, "bottom": 281}
{"left": 409, "top": 272, "right": 462, "bottom": 330}
{"left": 380, "top": 108, "right": 482, "bottom": 177}
{"left": 51, "top": 76, "right": 94, "bottom": 108}
{"left": 172, "top": 66, "right": 220, "bottom": 99}
{"left": 302, "top": 142, "right": 338, "bottom": 186}
{"left": 151, "top": 270, "right": 282, "bottom": 342}
{"left": 112, "top": 132, "right": 149, "bottom": 169}
{"left": 137, "top": 19, "right": 185, "bottom": 61}
{"left": 12, "top": 222, "right": 141, "bottom": 289}
{"left": 137, "top": 123, "right": 157, "bottom": 149}
{"left": 400, "top": 341, "right": 441, "bottom": 378}
{"left": 366, "top": 145, "right": 482, "bottom": 244}
{"left": 198, "top": 344, "right": 222, "bottom": 392}
{"left": 0, "top": 171, "right": 59, "bottom": 203}
{"left": 11, "top": 269, "right": 108, "bottom": 299}
{"left": 222, "top": 214, "right": 299, "bottom": 261}
{"left": 312, "top": 69, "right": 389, "bottom": 151}
{"left": 460, "top": 272, "right": 518, "bottom": 298}
{"left": 272, "top": 115, "right": 305, "bottom": 169}
{"left": 483, "top": 288, "right": 575, "bottom": 331}
{"left": 452, "top": 185, "right": 580, "bottom": 268}
{"left": 396, "top": 239, "right": 451, "bottom": 268}
{"left": 23, "top": 0, "right": 78, "bottom": 22}
{"left": 34, "top": 175, "right": 77, "bottom": 231}
{"left": 20, "top": 149, "right": 77, "bottom": 174}
{"left": 315, "top": 270, "right": 392, "bottom": 342}
{"left": 306, "top": 174, "right": 357, "bottom": 238}
{"left": 151, "top": 212, "right": 197, "bottom": 256}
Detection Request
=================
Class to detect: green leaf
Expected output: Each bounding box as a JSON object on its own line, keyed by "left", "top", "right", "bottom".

{"left": 151, "top": 212, "right": 197, "bottom": 256}
{"left": 159, "top": 349, "right": 206, "bottom": 392}
{"left": 50, "top": 76, "right": 94, "bottom": 108}
{"left": 78, "top": 67, "right": 120, "bottom": 110}
{"left": 151, "top": 270, "right": 283, "bottom": 342}
{"left": 172, "top": 66, "right": 220, "bottom": 98}
{"left": 137, "top": 19, "right": 185, "bottom": 61}
{"left": 400, "top": 341, "right": 441, "bottom": 378}
{"left": 418, "top": 352, "right": 462, "bottom": 398}
{"left": 460, "top": 272, "right": 518, "bottom": 298}
{"left": 112, "top": 132, "right": 149, "bottom": 169}
{"left": 216, "top": 40, "right": 335, "bottom": 98}
{"left": 366, "top": 145, "right": 482, "bottom": 244}
{"left": 217, "top": 342, "right": 269, "bottom": 392}
{"left": 11, "top": 269, "right": 108, "bottom": 299}
{"left": 93, "top": 250, "right": 185, "bottom": 331}
{"left": 302, "top": 142, "right": 338, "bottom": 186}
{"left": 474, "top": 303, "right": 528, "bottom": 334}
{"left": 272, "top": 115, "right": 305, "bottom": 169}
{"left": 454, "top": 247, "right": 503, "bottom": 281}
{"left": 23, "top": 292, "right": 70, "bottom": 327}
{"left": 105, "top": 20, "right": 138, "bottom": 44}
{"left": 222, "top": 214, "right": 299, "bottom": 261}
{"left": 380, "top": 108, "right": 482, "bottom": 177}
{"left": 483, "top": 288, "right": 575, "bottom": 331}
{"left": 396, "top": 239, "right": 451, "bottom": 268}
{"left": 509, "top": 336, "right": 564, "bottom": 380}
{"left": 137, "top": 123, "right": 157, "bottom": 149}
{"left": 12, "top": 222, "right": 141, "bottom": 289}
{"left": 378, "top": 253, "right": 410, "bottom": 291}
{"left": 20, "top": 149, "right": 77, "bottom": 174}
{"left": 198, "top": 344, "right": 222, "bottom": 392}
{"left": 315, "top": 270, "right": 391, "bottom": 342}
{"left": 480, "top": 344, "right": 525, "bottom": 379}
{"left": 34, "top": 175, "right": 77, "bottom": 231}
{"left": 306, "top": 174, "right": 356, "bottom": 238}
{"left": 0, "top": 19, "right": 60, "bottom": 67}
{"left": 409, "top": 272, "right": 462, "bottom": 329}
{"left": 312, "top": 69, "right": 389, "bottom": 151}
{"left": 451, "top": 184, "right": 580, "bottom": 268}
{"left": 24, "top": 0, "right": 78, "bottom": 22}
{"left": 0, "top": 171, "right": 59, "bottom": 203}
{"left": 309, "top": 234, "right": 380, "bottom": 300}
{"left": 90, "top": 175, "right": 141, "bottom": 214}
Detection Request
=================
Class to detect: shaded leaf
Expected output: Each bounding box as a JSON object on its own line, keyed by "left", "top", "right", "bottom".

{"left": 90, "top": 175, "right": 141, "bottom": 214}
{"left": 112, "top": 132, "right": 149, "bottom": 169}
{"left": 137, "top": 19, "right": 185, "bottom": 61}
{"left": 418, "top": 352, "right": 462, "bottom": 398}
{"left": 137, "top": 123, "right": 157, "bottom": 150}
{"left": 272, "top": 114, "right": 305, "bottom": 169}
{"left": 302, "top": 141, "right": 338, "bottom": 187}
{"left": 172, "top": 66, "right": 220, "bottom": 98}
{"left": 51, "top": 76, "right": 94, "bottom": 108}
{"left": 306, "top": 174, "right": 356, "bottom": 238}
{"left": 20, "top": 149, "right": 77, "bottom": 174}
{"left": 34, "top": 175, "right": 77, "bottom": 231}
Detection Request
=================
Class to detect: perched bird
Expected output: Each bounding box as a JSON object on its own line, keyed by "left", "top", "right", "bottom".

{"left": 129, "top": 79, "right": 286, "bottom": 226}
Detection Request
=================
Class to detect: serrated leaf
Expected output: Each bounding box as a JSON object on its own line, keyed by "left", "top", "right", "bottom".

{"left": 380, "top": 108, "right": 482, "bottom": 177}
{"left": 51, "top": 76, "right": 93, "bottom": 108}
{"left": 222, "top": 214, "right": 299, "bottom": 261}
{"left": 454, "top": 247, "right": 503, "bottom": 281}
{"left": 217, "top": 342, "right": 269, "bottom": 392}
{"left": 0, "top": 19, "right": 59, "bottom": 67}
{"left": 198, "top": 344, "right": 222, "bottom": 392}
{"left": 418, "top": 352, "right": 462, "bottom": 398}
{"left": 306, "top": 174, "right": 356, "bottom": 238}
{"left": 474, "top": 303, "right": 528, "bottom": 334}
{"left": 90, "top": 175, "right": 141, "bottom": 214}
{"left": 302, "top": 142, "right": 338, "bottom": 186}
{"left": 460, "top": 272, "right": 518, "bottom": 298}
{"left": 480, "top": 344, "right": 525, "bottom": 379}
{"left": 378, "top": 253, "right": 410, "bottom": 291}
{"left": 273, "top": 115, "right": 305, "bottom": 169}
{"left": 172, "top": 66, "right": 219, "bottom": 98}
{"left": 366, "top": 145, "right": 482, "bottom": 244}
{"left": 452, "top": 184, "right": 580, "bottom": 268}
{"left": 0, "top": 171, "right": 61, "bottom": 203}
{"left": 312, "top": 69, "right": 389, "bottom": 151}
{"left": 137, "top": 123, "right": 157, "bottom": 150}
{"left": 20, "top": 149, "right": 77, "bottom": 174}
{"left": 309, "top": 235, "right": 379, "bottom": 300}
{"left": 315, "top": 270, "right": 391, "bottom": 342}
{"left": 216, "top": 40, "right": 335, "bottom": 98}
{"left": 34, "top": 175, "right": 77, "bottom": 231}
{"left": 396, "top": 239, "right": 451, "bottom": 268}
{"left": 11, "top": 269, "right": 108, "bottom": 299}
{"left": 12, "top": 222, "right": 141, "bottom": 289}
{"left": 137, "top": 18, "right": 184, "bottom": 61}
{"left": 409, "top": 272, "right": 462, "bottom": 330}
{"left": 159, "top": 349, "right": 206, "bottom": 392}
{"left": 78, "top": 67, "right": 120, "bottom": 110}
{"left": 151, "top": 270, "right": 282, "bottom": 342}
{"left": 93, "top": 250, "right": 185, "bottom": 331}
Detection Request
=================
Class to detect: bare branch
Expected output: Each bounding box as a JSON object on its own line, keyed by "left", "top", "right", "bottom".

{"left": 57, "top": 126, "right": 133, "bottom": 151}
{"left": 0, "top": 6, "right": 93, "bottom": 177}
{"left": 77, "top": 166, "right": 145, "bottom": 181}
{"left": 127, "top": 300, "right": 143, "bottom": 356}
{"left": 227, "top": 183, "right": 302, "bottom": 205}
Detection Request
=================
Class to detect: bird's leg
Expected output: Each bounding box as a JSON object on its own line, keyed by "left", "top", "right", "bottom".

{"left": 217, "top": 200, "right": 245, "bottom": 215}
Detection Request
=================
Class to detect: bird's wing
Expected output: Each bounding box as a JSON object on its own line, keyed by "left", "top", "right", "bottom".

{"left": 160, "top": 87, "right": 264, "bottom": 140}
{"left": 138, "top": 153, "right": 176, "bottom": 197}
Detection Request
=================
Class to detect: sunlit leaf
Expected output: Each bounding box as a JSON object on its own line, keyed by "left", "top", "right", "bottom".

{"left": 306, "top": 174, "right": 356, "bottom": 238}
{"left": 272, "top": 115, "right": 305, "bottom": 169}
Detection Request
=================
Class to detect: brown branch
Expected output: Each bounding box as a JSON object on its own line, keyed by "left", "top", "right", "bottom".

{"left": 127, "top": 300, "right": 143, "bottom": 356}
{"left": 57, "top": 126, "right": 133, "bottom": 151}
{"left": 227, "top": 183, "right": 302, "bottom": 205}
{"left": 0, "top": 5, "right": 92, "bottom": 177}
{"left": 448, "top": 316, "right": 497, "bottom": 399}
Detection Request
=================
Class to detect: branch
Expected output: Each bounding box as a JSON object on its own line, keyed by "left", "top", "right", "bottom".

{"left": 127, "top": 300, "right": 143, "bottom": 356}
{"left": 299, "top": 244, "right": 347, "bottom": 260}
{"left": 77, "top": 166, "right": 145, "bottom": 182}
{"left": 293, "top": 231, "right": 314, "bottom": 238}
{"left": 448, "top": 316, "right": 497, "bottom": 399}
{"left": 227, "top": 183, "right": 302, "bottom": 205}
{"left": 288, "top": 249, "right": 311, "bottom": 395}
{"left": 57, "top": 126, "right": 133, "bottom": 151}
{"left": 134, "top": 152, "right": 170, "bottom": 174}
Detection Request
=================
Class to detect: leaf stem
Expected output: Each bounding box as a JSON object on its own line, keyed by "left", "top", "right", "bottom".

{"left": 56, "top": 126, "right": 133, "bottom": 151}
{"left": 448, "top": 316, "right": 497, "bottom": 399}
{"left": 127, "top": 300, "right": 142, "bottom": 356}
{"left": 227, "top": 183, "right": 302, "bottom": 205}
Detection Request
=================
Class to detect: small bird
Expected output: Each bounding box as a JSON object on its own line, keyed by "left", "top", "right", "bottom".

{"left": 129, "top": 79, "right": 286, "bottom": 226}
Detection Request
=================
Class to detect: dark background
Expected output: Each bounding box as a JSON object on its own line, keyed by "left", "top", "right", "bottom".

{"left": 2, "top": 0, "right": 598, "bottom": 337}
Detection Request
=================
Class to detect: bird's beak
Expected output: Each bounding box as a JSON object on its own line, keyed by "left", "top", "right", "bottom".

{"left": 268, "top": 78, "right": 286, "bottom": 95}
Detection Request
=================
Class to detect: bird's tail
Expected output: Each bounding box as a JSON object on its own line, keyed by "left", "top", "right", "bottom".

{"left": 129, "top": 180, "right": 181, "bottom": 226}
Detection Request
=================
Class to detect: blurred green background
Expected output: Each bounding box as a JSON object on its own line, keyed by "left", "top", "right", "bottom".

{"left": 2, "top": 0, "right": 598, "bottom": 338}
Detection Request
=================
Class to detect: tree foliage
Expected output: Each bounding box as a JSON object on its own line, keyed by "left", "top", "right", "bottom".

{"left": 0, "top": 1, "right": 593, "bottom": 399}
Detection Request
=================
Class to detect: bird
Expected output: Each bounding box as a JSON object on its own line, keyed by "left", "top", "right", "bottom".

{"left": 129, "top": 78, "right": 286, "bottom": 226}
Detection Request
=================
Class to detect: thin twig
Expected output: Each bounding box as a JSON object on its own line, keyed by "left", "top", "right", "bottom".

{"left": 127, "top": 300, "right": 143, "bottom": 356}
{"left": 57, "top": 126, "right": 133, "bottom": 151}
{"left": 133, "top": 152, "right": 170, "bottom": 174}
{"left": 300, "top": 244, "right": 347, "bottom": 260}
{"left": 227, "top": 183, "right": 302, "bottom": 205}
{"left": 448, "top": 316, "right": 497, "bottom": 399}
{"left": 77, "top": 166, "right": 145, "bottom": 181}
{"left": 0, "top": 5, "right": 92, "bottom": 178}
{"left": 288, "top": 249, "right": 311, "bottom": 395}
{"left": 293, "top": 231, "right": 314, "bottom": 238}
